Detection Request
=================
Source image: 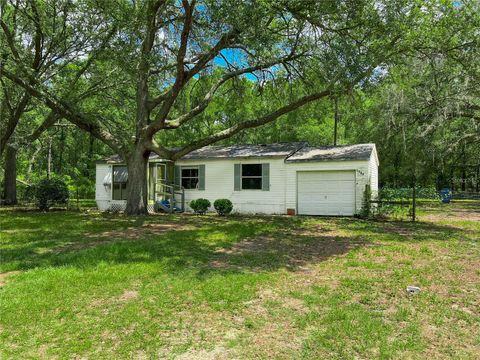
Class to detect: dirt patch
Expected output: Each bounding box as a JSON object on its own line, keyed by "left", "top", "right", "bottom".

{"left": 421, "top": 204, "right": 480, "bottom": 222}
{"left": 209, "top": 232, "right": 369, "bottom": 272}
{"left": 89, "top": 223, "right": 190, "bottom": 240}
{"left": 55, "top": 223, "right": 192, "bottom": 253}
{"left": 176, "top": 346, "right": 231, "bottom": 360}
{"left": 0, "top": 271, "right": 21, "bottom": 286}
{"left": 119, "top": 290, "right": 139, "bottom": 302}
{"left": 422, "top": 212, "right": 480, "bottom": 222}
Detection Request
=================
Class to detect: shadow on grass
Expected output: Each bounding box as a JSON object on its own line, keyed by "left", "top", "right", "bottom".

{"left": 334, "top": 216, "right": 464, "bottom": 242}
{"left": 0, "top": 209, "right": 465, "bottom": 276}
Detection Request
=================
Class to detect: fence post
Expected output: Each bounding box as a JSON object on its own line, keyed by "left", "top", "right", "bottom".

{"left": 412, "top": 177, "right": 416, "bottom": 222}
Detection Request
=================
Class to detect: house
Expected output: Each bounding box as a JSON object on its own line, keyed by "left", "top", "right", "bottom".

{"left": 95, "top": 142, "right": 379, "bottom": 216}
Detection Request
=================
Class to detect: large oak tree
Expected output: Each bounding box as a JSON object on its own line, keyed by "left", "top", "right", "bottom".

{"left": 1, "top": 0, "right": 424, "bottom": 214}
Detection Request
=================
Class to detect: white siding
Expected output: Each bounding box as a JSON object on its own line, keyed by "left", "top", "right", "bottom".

{"left": 95, "top": 151, "right": 379, "bottom": 216}
{"left": 285, "top": 160, "right": 370, "bottom": 214}
{"left": 175, "top": 158, "right": 287, "bottom": 214}
{"left": 96, "top": 164, "right": 111, "bottom": 211}
{"left": 95, "top": 164, "right": 128, "bottom": 211}
{"left": 368, "top": 150, "right": 379, "bottom": 198}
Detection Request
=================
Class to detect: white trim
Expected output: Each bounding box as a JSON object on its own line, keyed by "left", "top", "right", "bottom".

{"left": 180, "top": 165, "right": 200, "bottom": 190}
{"left": 296, "top": 170, "right": 356, "bottom": 216}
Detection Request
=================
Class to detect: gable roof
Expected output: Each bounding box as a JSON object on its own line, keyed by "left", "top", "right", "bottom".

{"left": 285, "top": 144, "right": 376, "bottom": 163}
{"left": 99, "top": 142, "right": 376, "bottom": 164}
{"left": 180, "top": 142, "right": 307, "bottom": 160}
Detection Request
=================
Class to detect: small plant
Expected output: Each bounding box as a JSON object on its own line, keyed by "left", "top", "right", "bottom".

{"left": 213, "top": 198, "right": 233, "bottom": 216}
{"left": 189, "top": 198, "right": 211, "bottom": 214}
{"left": 359, "top": 184, "right": 372, "bottom": 218}
{"left": 35, "top": 178, "right": 69, "bottom": 211}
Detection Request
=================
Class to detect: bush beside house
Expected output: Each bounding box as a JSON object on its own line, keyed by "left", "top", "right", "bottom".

{"left": 189, "top": 198, "right": 211, "bottom": 215}
{"left": 213, "top": 199, "right": 233, "bottom": 216}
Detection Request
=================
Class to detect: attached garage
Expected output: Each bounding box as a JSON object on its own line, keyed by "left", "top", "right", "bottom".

{"left": 297, "top": 171, "right": 356, "bottom": 215}
{"left": 285, "top": 144, "right": 379, "bottom": 216}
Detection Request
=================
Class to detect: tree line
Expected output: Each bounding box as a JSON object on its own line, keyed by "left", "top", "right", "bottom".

{"left": 1, "top": 0, "right": 479, "bottom": 214}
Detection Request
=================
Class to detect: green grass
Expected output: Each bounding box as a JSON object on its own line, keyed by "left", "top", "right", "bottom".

{"left": 0, "top": 202, "right": 479, "bottom": 359}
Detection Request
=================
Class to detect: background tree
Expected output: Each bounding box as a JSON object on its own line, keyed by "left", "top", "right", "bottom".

{"left": 2, "top": 0, "right": 478, "bottom": 211}
{"left": 2, "top": 0, "right": 422, "bottom": 214}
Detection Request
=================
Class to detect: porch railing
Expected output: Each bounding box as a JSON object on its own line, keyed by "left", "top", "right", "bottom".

{"left": 154, "top": 181, "right": 185, "bottom": 212}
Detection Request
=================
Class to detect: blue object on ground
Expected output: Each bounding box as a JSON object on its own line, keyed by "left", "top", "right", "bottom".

{"left": 160, "top": 199, "right": 170, "bottom": 207}
{"left": 440, "top": 188, "right": 451, "bottom": 203}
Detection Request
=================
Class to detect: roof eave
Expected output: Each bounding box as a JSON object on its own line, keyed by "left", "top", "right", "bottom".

{"left": 285, "top": 157, "right": 370, "bottom": 163}
{"left": 180, "top": 154, "right": 291, "bottom": 161}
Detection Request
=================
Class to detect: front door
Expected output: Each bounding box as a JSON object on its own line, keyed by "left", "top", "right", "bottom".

{"left": 149, "top": 162, "right": 168, "bottom": 202}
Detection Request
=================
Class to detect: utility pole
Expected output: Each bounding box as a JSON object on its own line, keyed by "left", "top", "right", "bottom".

{"left": 412, "top": 174, "right": 416, "bottom": 222}
{"left": 333, "top": 97, "right": 339, "bottom": 146}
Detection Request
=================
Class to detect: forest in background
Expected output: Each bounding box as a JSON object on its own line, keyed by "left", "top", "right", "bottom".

{"left": 1, "top": 0, "right": 479, "bottom": 206}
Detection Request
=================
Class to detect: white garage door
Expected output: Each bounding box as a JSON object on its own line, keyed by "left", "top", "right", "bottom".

{"left": 297, "top": 171, "right": 356, "bottom": 216}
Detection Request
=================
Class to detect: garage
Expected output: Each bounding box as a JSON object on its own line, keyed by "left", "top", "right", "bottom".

{"left": 297, "top": 170, "right": 356, "bottom": 215}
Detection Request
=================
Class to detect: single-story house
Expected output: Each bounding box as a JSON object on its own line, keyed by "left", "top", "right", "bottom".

{"left": 95, "top": 142, "right": 379, "bottom": 216}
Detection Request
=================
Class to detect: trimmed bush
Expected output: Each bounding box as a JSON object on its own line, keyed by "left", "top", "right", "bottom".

{"left": 189, "top": 198, "right": 211, "bottom": 214}
{"left": 35, "top": 178, "right": 69, "bottom": 211}
{"left": 213, "top": 198, "right": 233, "bottom": 216}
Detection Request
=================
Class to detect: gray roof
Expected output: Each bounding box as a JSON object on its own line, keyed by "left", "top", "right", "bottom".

{"left": 99, "top": 142, "right": 375, "bottom": 163}
{"left": 285, "top": 144, "right": 375, "bottom": 162}
{"left": 180, "top": 142, "right": 307, "bottom": 160}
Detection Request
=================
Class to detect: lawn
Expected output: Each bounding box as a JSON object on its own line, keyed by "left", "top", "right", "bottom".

{"left": 0, "top": 203, "right": 479, "bottom": 359}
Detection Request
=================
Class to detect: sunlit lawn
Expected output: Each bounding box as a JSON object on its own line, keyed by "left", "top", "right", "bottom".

{"left": 0, "top": 202, "right": 479, "bottom": 359}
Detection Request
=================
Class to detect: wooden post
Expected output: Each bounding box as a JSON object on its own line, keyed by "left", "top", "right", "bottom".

{"left": 181, "top": 188, "right": 185, "bottom": 212}
{"left": 412, "top": 176, "right": 416, "bottom": 222}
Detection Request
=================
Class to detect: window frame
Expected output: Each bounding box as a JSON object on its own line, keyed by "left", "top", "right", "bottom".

{"left": 181, "top": 166, "right": 200, "bottom": 190}
{"left": 241, "top": 164, "right": 263, "bottom": 190}
{"left": 112, "top": 165, "right": 128, "bottom": 200}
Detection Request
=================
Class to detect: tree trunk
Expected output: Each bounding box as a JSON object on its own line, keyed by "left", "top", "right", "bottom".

{"left": 125, "top": 147, "right": 150, "bottom": 215}
{"left": 476, "top": 165, "right": 479, "bottom": 193}
{"left": 27, "top": 144, "right": 41, "bottom": 177}
{"left": 3, "top": 146, "right": 17, "bottom": 205}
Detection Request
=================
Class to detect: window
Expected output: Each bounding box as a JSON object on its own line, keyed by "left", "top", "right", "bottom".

{"left": 181, "top": 167, "right": 199, "bottom": 189}
{"left": 112, "top": 166, "right": 128, "bottom": 200}
{"left": 241, "top": 164, "right": 262, "bottom": 190}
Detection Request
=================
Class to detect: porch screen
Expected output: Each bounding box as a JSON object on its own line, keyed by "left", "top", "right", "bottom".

{"left": 112, "top": 166, "right": 128, "bottom": 200}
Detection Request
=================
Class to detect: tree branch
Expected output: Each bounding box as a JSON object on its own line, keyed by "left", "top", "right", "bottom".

{"left": 171, "top": 87, "right": 334, "bottom": 160}
{"left": 0, "top": 18, "right": 21, "bottom": 61}
{"left": 26, "top": 110, "right": 59, "bottom": 143}
{"left": 145, "top": 0, "right": 195, "bottom": 126}
{"left": 164, "top": 55, "right": 303, "bottom": 129}
{"left": 0, "top": 91, "right": 30, "bottom": 155}
{"left": 2, "top": 68, "right": 124, "bottom": 155}
{"left": 147, "top": 28, "right": 238, "bottom": 115}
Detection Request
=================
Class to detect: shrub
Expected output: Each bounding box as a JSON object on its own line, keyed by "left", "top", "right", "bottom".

{"left": 379, "top": 186, "right": 440, "bottom": 201}
{"left": 359, "top": 185, "right": 372, "bottom": 218}
{"left": 35, "top": 178, "right": 69, "bottom": 211}
{"left": 189, "top": 198, "right": 211, "bottom": 214}
{"left": 213, "top": 198, "right": 233, "bottom": 216}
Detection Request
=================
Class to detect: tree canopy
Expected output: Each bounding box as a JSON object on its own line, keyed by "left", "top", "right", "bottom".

{"left": 1, "top": 0, "right": 479, "bottom": 211}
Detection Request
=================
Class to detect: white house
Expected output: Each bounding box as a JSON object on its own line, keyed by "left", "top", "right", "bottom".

{"left": 95, "top": 142, "right": 379, "bottom": 216}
